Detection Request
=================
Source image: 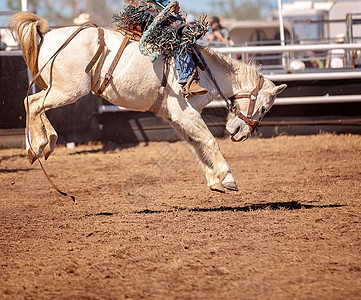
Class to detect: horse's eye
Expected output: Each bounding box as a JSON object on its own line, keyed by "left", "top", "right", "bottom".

{"left": 261, "top": 106, "right": 266, "bottom": 114}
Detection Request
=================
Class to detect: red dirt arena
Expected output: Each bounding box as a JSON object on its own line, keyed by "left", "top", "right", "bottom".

{"left": 0, "top": 134, "right": 360, "bottom": 299}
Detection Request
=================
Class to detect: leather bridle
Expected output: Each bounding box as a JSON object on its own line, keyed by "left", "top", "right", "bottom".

{"left": 192, "top": 45, "right": 264, "bottom": 135}
{"left": 229, "top": 75, "right": 265, "bottom": 134}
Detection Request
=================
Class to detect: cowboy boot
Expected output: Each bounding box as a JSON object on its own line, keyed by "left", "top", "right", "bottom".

{"left": 184, "top": 81, "right": 208, "bottom": 97}
{"left": 182, "top": 68, "right": 208, "bottom": 97}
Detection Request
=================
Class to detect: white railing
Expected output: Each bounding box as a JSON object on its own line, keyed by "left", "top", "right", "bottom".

{"left": 2, "top": 41, "right": 361, "bottom": 111}
{"left": 98, "top": 94, "right": 361, "bottom": 114}
{"left": 216, "top": 43, "right": 361, "bottom": 72}
{"left": 267, "top": 71, "right": 361, "bottom": 81}
{"left": 215, "top": 43, "right": 361, "bottom": 55}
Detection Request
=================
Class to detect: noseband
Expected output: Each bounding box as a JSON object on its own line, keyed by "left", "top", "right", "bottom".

{"left": 229, "top": 75, "right": 265, "bottom": 134}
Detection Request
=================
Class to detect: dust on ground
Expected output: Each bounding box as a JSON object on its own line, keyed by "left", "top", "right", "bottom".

{"left": 1, "top": 134, "right": 360, "bottom": 299}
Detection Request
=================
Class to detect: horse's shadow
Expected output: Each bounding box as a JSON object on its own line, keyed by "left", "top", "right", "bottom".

{"left": 0, "top": 154, "right": 26, "bottom": 163}
{"left": 134, "top": 201, "right": 345, "bottom": 215}
{"left": 0, "top": 154, "right": 32, "bottom": 173}
{"left": 85, "top": 201, "right": 344, "bottom": 217}
{"left": 0, "top": 168, "right": 34, "bottom": 173}
{"left": 66, "top": 142, "right": 139, "bottom": 156}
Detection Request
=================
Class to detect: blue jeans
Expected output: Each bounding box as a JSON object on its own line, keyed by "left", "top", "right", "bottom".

{"left": 174, "top": 46, "right": 194, "bottom": 84}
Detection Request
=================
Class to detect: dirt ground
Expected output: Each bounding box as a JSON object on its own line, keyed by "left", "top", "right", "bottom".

{"left": 0, "top": 133, "right": 360, "bottom": 299}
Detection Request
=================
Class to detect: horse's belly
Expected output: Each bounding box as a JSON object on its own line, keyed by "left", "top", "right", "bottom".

{"left": 99, "top": 49, "right": 165, "bottom": 110}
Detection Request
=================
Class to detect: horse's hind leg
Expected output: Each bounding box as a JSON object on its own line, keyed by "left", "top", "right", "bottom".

{"left": 25, "top": 90, "right": 50, "bottom": 163}
{"left": 25, "top": 86, "right": 88, "bottom": 163}
{"left": 29, "top": 110, "right": 58, "bottom": 161}
{"left": 41, "top": 111, "right": 58, "bottom": 160}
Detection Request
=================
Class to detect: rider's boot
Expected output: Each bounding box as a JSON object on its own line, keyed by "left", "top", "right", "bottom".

{"left": 182, "top": 67, "right": 208, "bottom": 97}
{"left": 183, "top": 81, "right": 208, "bottom": 97}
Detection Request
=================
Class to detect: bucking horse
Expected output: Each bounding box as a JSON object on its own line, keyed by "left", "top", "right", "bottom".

{"left": 7, "top": 11, "right": 286, "bottom": 193}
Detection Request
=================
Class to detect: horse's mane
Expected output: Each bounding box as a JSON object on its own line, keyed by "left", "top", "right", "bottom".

{"left": 200, "top": 46, "right": 261, "bottom": 87}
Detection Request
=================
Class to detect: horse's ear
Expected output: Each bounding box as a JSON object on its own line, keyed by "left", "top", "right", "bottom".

{"left": 272, "top": 84, "right": 287, "bottom": 95}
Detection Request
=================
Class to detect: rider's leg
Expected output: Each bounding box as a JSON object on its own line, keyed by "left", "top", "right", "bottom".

{"left": 174, "top": 46, "right": 208, "bottom": 97}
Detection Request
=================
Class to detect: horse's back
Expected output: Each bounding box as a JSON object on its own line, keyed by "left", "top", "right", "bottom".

{"left": 38, "top": 26, "right": 159, "bottom": 82}
{"left": 39, "top": 25, "right": 168, "bottom": 110}
{"left": 39, "top": 26, "right": 100, "bottom": 67}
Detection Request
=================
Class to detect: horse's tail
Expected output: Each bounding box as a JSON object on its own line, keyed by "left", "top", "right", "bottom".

{"left": 7, "top": 12, "right": 49, "bottom": 90}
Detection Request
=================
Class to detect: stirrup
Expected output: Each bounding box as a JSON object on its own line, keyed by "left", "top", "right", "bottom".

{"left": 183, "top": 81, "right": 208, "bottom": 97}
{"left": 182, "top": 68, "right": 208, "bottom": 97}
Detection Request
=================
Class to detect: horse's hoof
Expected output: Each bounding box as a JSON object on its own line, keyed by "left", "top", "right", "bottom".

{"left": 27, "top": 148, "right": 38, "bottom": 164}
{"left": 43, "top": 147, "right": 51, "bottom": 160}
{"left": 209, "top": 182, "right": 225, "bottom": 193}
{"left": 48, "top": 134, "right": 58, "bottom": 149}
{"left": 223, "top": 181, "right": 239, "bottom": 191}
{"left": 222, "top": 173, "right": 238, "bottom": 191}
{"left": 44, "top": 135, "right": 57, "bottom": 160}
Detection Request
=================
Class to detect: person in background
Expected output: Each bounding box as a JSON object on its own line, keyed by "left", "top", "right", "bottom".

{"left": 305, "top": 51, "right": 324, "bottom": 69}
{"left": 73, "top": 12, "right": 94, "bottom": 25}
{"left": 204, "top": 16, "right": 231, "bottom": 46}
{"left": 328, "top": 33, "right": 345, "bottom": 69}
{"left": 29, "top": 5, "right": 37, "bottom": 15}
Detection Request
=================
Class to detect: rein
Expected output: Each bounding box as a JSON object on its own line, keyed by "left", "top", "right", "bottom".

{"left": 191, "top": 44, "right": 233, "bottom": 110}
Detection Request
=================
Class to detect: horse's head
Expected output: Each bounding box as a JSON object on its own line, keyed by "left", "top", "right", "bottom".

{"left": 198, "top": 47, "right": 286, "bottom": 142}
{"left": 226, "top": 76, "right": 286, "bottom": 142}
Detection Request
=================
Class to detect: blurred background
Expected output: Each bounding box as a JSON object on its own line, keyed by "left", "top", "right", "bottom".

{"left": 0, "top": 0, "right": 276, "bottom": 26}
{"left": 0, "top": 0, "right": 360, "bottom": 147}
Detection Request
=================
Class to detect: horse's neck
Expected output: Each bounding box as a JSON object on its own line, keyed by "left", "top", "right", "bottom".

{"left": 234, "top": 61, "right": 261, "bottom": 92}
{"left": 202, "top": 48, "right": 262, "bottom": 92}
{"left": 199, "top": 52, "right": 241, "bottom": 101}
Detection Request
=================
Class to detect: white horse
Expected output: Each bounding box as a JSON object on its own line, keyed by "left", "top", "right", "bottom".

{"left": 8, "top": 12, "right": 286, "bottom": 192}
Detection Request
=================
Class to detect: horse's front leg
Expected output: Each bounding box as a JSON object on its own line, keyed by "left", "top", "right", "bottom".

{"left": 170, "top": 121, "right": 226, "bottom": 191}
{"left": 222, "top": 172, "right": 238, "bottom": 191}
{"left": 161, "top": 99, "right": 238, "bottom": 192}
{"left": 200, "top": 132, "right": 238, "bottom": 192}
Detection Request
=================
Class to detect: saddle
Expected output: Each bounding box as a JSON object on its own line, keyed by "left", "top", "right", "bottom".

{"left": 86, "top": 1, "right": 207, "bottom": 107}
{"left": 85, "top": 26, "right": 170, "bottom": 114}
